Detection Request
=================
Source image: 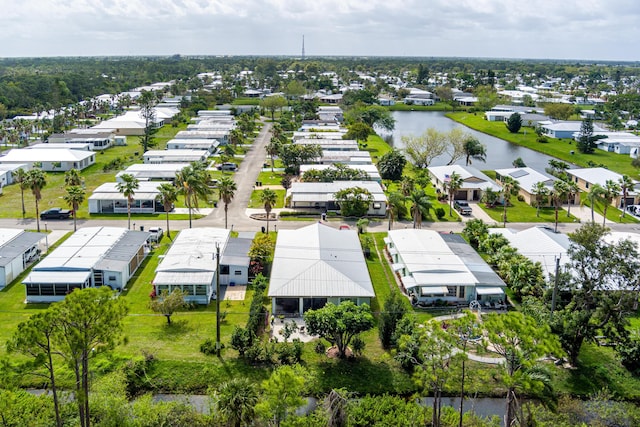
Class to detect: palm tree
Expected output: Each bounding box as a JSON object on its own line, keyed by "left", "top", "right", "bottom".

{"left": 175, "top": 163, "right": 212, "bottom": 228}
{"left": 619, "top": 174, "right": 634, "bottom": 218}
{"left": 25, "top": 168, "right": 47, "bottom": 232}
{"left": 387, "top": 191, "right": 406, "bottom": 230}
{"left": 116, "top": 173, "right": 139, "bottom": 230}
{"left": 260, "top": 188, "right": 278, "bottom": 233}
{"left": 445, "top": 172, "right": 463, "bottom": 217}
{"left": 565, "top": 180, "right": 580, "bottom": 218}
{"left": 587, "top": 183, "right": 605, "bottom": 223}
{"left": 500, "top": 176, "right": 520, "bottom": 227}
{"left": 602, "top": 179, "right": 621, "bottom": 226}
{"left": 13, "top": 168, "right": 27, "bottom": 218}
{"left": 156, "top": 183, "right": 178, "bottom": 239}
{"left": 64, "top": 168, "right": 82, "bottom": 187}
{"left": 63, "top": 185, "right": 85, "bottom": 232}
{"left": 217, "top": 176, "right": 237, "bottom": 229}
{"left": 531, "top": 181, "right": 549, "bottom": 217}
{"left": 400, "top": 176, "right": 415, "bottom": 197}
{"left": 408, "top": 189, "right": 432, "bottom": 229}
{"left": 212, "top": 378, "right": 259, "bottom": 427}
{"left": 462, "top": 137, "right": 487, "bottom": 165}
{"left": 551, "top": 180, "right": 569, "bottom": 233}
{"left": 265, "top": 137, "right": 282, "bottom": 172}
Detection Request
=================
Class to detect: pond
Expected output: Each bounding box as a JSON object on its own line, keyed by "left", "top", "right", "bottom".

{"left": 378, "top": 111, "right": 566, "bottom": 171}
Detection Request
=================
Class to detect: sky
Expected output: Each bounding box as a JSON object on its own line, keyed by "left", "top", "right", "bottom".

{"left": 1, "top": 0, "right": 639, "bottom": 62}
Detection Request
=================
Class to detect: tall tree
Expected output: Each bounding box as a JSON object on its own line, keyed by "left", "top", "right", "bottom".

{"left": 587, "top": 183, "right": 605, "bottom": 223}
{"left": 212, "top": 378, "right": 259, "bottom": 427}
{"left": 266, "top": 136, "right": 283, "bottom": 172}
{"left": 54, "top": 287, "right": 128, "bottom": 427}
{"left": 175, "top": 163, "right": 212, "bottom": 228}
{"left": 402, "top": 128, "right": 447, "bottom": 169}
{"left": 408, "top": 188, "right": 432, "bottom": 228}
{"left": 505, "top": 112, "right": 523, "bottom": 133}
{"left": 551, "top": 179, "right": 569, "bottom": 232}
{"left": 446, "top": 172, "right": 464, "bottom": 217}
{"left": 63, "top": 185, "right": 85, "bottom": 232}
{"left": 260, "top": 188, "right": 278, "bottom": 233}
{"left": 462, "top": 137, "right": 487, "bottom": 165}
{"left": 156, "top": 183, "right": 178, "bottom": 239}
{"left": 377, "top": 149, "right": 406, "bottom": 180}
{"left": 483, "top": 312, "right": 563, "bottom": 427}
{"left": 387, "top": 191, "right": 407, "bottom": 230}
{"left": 137, "top": 90, "right": 159, "bottom": 153}
{"left": 304, "top": 301, "right": 375, "bottom": 359}
{"left": 64, "top": 168, "right": 82, "bottom": 187}
{"left": 500, "top": 175, "right": 520, "bottom": 227}
{"left": 334, "top": 187, "right": 373, "bottom": 218}
{"left": 565, "top": 179, "right": 580, "bottom": 218}
{"left": 531, "top": 181, "right": 549, "bottom": 217}
{"left": 260, "top": 95, "right": 287, "bottom": 121}
{"left": 601, "top": 179, "right": 621, "bottom": 226}
{"left": 25, "top": 168, "right": 47, "bottom": 232}
{"left": 378, "top": 290, "right": 410, "bottom": 349}
{"left": 217, "top": 176, "right": 237, "bottom": 229}
{"left": 256, "top": 365, "right": 306, "bottom": 427}
{"left": 13, "top": 167, "right": 28, "bottom": 218}
{"left": 7, "top": 310, "right": 63, "bottom": 427}
{"left": 577, "top": 117, "right": 606, "bottom": 154}
{"left": 115, "top": 173, "right": 139, "bottom": 230}
{"left": 619, "top": 174, "right": 634, "bottom": 218}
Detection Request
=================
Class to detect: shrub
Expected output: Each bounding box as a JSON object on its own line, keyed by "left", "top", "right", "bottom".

{"left": 435, "top": 207, "right": 445, "bottom": 219}
{"left": 314, "top": 341, "right": 327, "bottom": 354}
{"left": 517, "top": 194, "right": 525, "bottom": 202}
{"left": 230, "top": 327, "right": 254, "bottom": 357}
{"left": 199, "top": 339, "right": 217, "bottom": 356}
{"left": 351, "top": 335, "right": 365, "bottom": 357}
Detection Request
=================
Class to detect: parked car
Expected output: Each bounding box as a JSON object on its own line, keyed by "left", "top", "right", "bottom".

{"left": 147, "top": 227, "right": 164, "bottom": 243}
{"left": 454, "top": 200, "right": 473, "bottom": 215}
{"left": 217, "top": 162, "right": 238, "bottom": 171}
{"left": 40, "top": 207, "right": 73, "bottom": 220}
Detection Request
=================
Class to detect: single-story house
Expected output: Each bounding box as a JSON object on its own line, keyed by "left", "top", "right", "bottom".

{"left": 386, "top": 229, "right": 507, "bottom": 304}
{"left": 0, "top": 163, "right": 29, "bottom": 187}
{"left": 287, "top": 181, "right": 387, "bottom": 216}
{"left": 88, "top": 181, "right": 174, "bottom": 214}
{"left": 317, "top": 106, "right": 344, "bottom": 122}
{"left": 143, "top": 149, "right": 209, "bottom": 164}
{"left": 166, "top": 138, "right": 219, "bottom": 154}
{"left": 494, "top": 167, "right": 568, "bottom": 206}
{"left": 590, "top": 131, "right": 640, "bottom": 155}
{"left": 429, "top": 165, "right": 501, "bottom": 201}
{"left": 219, "top": 237, "right": 252, "bottom": 286}
{"left": 540, "top": 121, "right": 606, "bottom": 139}
{"left": 268, "top": 222, "right": 375, "bottom": 316}
{"left": 31, "top": 143, "right": 93, "bottom": 151}
{"left": 23, "top": 227, "right": 149, "bottom": 302}
{"left": 404, "top": 95, "right": 435, "bottom": 106}
{"left": 315, "top": 151, "right": 372, "bottom": 165}
{"left": 0, "top": 229, "right": 46, "bottom": 288}
{"left": 292, "top": 131, "right": 347, "bottom": 141}
{"left": 48, "top": 130, "right": 115, "bottom": 150}
{"left": 174, "top": 130, "right": 229, "bottom": 144}
{"left": 116, "top": 163, "right": 190, "bottom": 182}
{"left": 484, "top": 111, "right": 513, "bottom": 122}
{"left": 488, "top": 226, "right": 571, "bottom": 281}
{"left": 0, "top": 148, "right": 95, "bottom": 171}
{"left": 295, "top": 139, "right": 359, "bottom": 152}
{"left": 299, "top": 164, "right": 381, "bottom": 182}
{"left": 91, "top": 110, "right": 164, "bottom": 136}
{"left": 153, "top": 228, "right": 230, "bottom": 304}
{"left": 566, "top": 167, "right": 640, "bottom": 207}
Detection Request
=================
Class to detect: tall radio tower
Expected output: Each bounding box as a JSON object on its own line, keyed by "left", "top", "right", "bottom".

{"left": 301, "top": 35, "right": 305, "bottom": 60}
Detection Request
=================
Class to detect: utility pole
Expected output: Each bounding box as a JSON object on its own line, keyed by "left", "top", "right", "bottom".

{"left": 550, "top": 255, "right": 561, "bottom": 316}
{"left": 215, "top": 242, "right": 221, "bottom": 356}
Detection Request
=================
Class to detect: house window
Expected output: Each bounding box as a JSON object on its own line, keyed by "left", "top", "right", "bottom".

{"left": 234, "top": 270, "right": 242, "bottom": 276}
{"left": 220, "top": 265, "right": 230, "bottom": 275}
{"left": 373, "top": 203, "right": 381, "bottom": 209}
{"left": 108, "top": 276, "right": 116, "bottom": 281}
{"left": 585, "top": 182, "right": 589, "bottom": 189}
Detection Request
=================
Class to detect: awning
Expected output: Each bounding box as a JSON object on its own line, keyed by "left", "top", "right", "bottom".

{"left": 383, "top": 237, "right": 391, "bottom": 245}
{"left": 401, "top": 276, "right": 418, "bottom": 288}
{"left": 388, "top": 247, "right": 398, "bottom": 255}
{"left": 392, "top": 263, "right": 404, "bottom": 271}
{"left": 421, "top": 286, "right": 449, "bottom": 295}
{"left": 476, "top": 287, "right": 505, "bottom": 295}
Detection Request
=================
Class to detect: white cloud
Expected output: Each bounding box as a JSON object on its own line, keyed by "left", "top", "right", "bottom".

{"left": 0, "top": 0, "right": 638, "bottom": 60}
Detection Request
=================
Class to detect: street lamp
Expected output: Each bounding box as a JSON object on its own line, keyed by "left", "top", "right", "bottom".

{"left": 214, "top": 242, "right": 221, "bottom": 356}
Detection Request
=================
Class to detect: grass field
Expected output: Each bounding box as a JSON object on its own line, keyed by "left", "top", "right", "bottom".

{"left": 248, "top": 189, "right": 286, "bottom": 209}
{"left": 447, "top": 112, "right": 640, "bottom": 178}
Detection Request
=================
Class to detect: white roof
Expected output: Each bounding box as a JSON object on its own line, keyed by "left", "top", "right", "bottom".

{"left": 567, "top": 167, "right": 631, "bottom": 189}
{"left": 153, "top": 228, "right": 229, "bottom": 285}
{"left": 429, "top": 165, "right": 501, "bottom": 191}
{"left": 143, "top": 150, "right": 209, "bottom": 163}
{"left": 494, "top": 167, "right": 557, "bottom": 193}
{"left": 175, "top": 130, "right": 226, "bottom": 139}
{"left": 489, "top": 227, "right": 571, "bottom": 279}
{"left": 89, "top": 181, "right": 172, "bottom": 201}
{"left": 23, "top": 270, "right": 91, "bottom": 285}
{"left": 0, "top": 148, "right": 94, "bottom": 163}
{"left": 476, "top": 287, "right": 505, "bottom": 295}
{"left": 388, "top": 229, "right": 477, "bottom": 287}
{"left": 299, "top": 164, "right": 380, "bottom": 179}
{"left": 268, "top": 223, "right": 374, "bottom": 298}
{"left": 542, "top": 121, "right": 605, "bottom": 132}
{"left": 289, "top": 181, "right": 387, "bottom": 203}
{"left": 0, "top": 229, "right": 23, "bottom": 246}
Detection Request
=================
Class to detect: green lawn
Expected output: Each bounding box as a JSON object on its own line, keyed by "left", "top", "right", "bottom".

{"left": 480, "top": 198, "right": 579, "bottom": 224}
{"left": 447, "top": 112, "right": 640, "bottom": 179}
{"left": 256, "top": 170, "right": 286, "bottom": 185}
{"left": 362, "top": 133, "right": 393, "bottom": 163}
{"left": 0, "top": 123, "right": 187, "bottom": 219}
{"left": 579, "top": 192, "right": 640, "bottom": 224}
{"left": 248, "top": 189, "right": 286, "bottom": 208}
{"left": 388, "top": 102, "right": 458, "bottom": 112}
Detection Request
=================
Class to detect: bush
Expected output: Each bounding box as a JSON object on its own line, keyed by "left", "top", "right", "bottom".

{"left": 435, "top": 207, "right": 445, "bottom": 219}
{"left": 276, "top": 339, "right": 304, "bottom": 365}
{"left": 517, "top": 194, "right": 525, "bottom": 202}
{"left": 351, "top": 335, "right": 365, "bottom": 356}
{"left": 314, "top": 341, "right": 327, "bottom": 354}
{"left": 199, "top": 339, "right": 217, "bottom": 356}
{"left": 230, "top": 327, "right": 254, "bottom": 357}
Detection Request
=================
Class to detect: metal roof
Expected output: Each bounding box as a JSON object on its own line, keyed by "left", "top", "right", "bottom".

{"left": 428, "top": 165, "right": 501, "bottom": 191}
{"left": 0, "top": 230, "right": 45, "bottom": 267}
{"left": 268, "top": 223, "right": 374, "bottom": 298}
{"left": 89, "top": 181, "right": 173, "bottom": 201}
{"left": 94, "top": 231, "right": 150, "bottom": 272}
{"left": 221, "top": 238, "right": 251, "bottom": 267}
{"left": 494, "top": 167, "right": 557, "bottom": 193}
{"left": 23, "top": 270, "right": 91, "bottom": 285}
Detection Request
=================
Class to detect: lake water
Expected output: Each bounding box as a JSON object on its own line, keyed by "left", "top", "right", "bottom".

{"left": 378, "top": 111, "right": 563, "bottom": 171}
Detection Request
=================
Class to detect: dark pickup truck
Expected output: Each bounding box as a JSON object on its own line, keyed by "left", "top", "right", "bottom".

{"left": 40, "top": 208, "right": 73, "bottom": 220}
